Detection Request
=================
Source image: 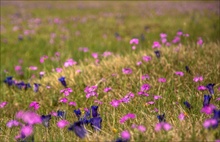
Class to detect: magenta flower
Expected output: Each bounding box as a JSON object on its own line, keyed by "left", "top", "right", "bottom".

{"left": 175, "top": 71, "right": 184, "bottom": 76}
{"left": 154, "top": 95, "right": 162, "bottom": 100}
{"left": 172, "top": 36, "right": 180, "bottom": 44}
{"left": 0, "top": 101, "right": 7, "bottom": 108}
{"left": 121, "top": 130, "right": 130, "bottom": 140}
{"left": 56, "top": 68, "right": 62, "bottom": 73}
{"left": 29, "top": 66, "right": 37, "bottom": 70}
{"left": 152, "top": 41, "right": 161, "bottom": 48}
{"left": 193, "top": 76, "right": 203, "bottom": 82}
{"left": 57, "top": 120, "right": 69, "bottom": 128}
{"left": 197, "top": 37, "right": 203, "bottom": 46}
{"left": 142, "top": 74, "right": 150, "bottom": 80}
{"left": 203, "top": 118, "right": 218, "bottom": 129}
{"left": 146, "top": 101, "right": 155, "bottom": 105}
{"left": 6, "top": 120, "right": 20, "bottom": 128}
{"left": 160, "top": 33, "right": 167, "bottom": 38}
{"left": 69, "top": 101, "right": 77, "bottom": 106}
{"left": 15, "top": 65, "right": 22, "bottom": 71}
{"left": 158, "top": 78, "right": 166, "bottom": 83}
{"left": 122, "top": 68, "right": 132, "bottom": 74}
{"left": 76, "top": 69, "right": 82, "bottom": 73}
{"left": 92, "top": 53, "right": 98, "bottom": 59}
{"left": 110, "top": 99, "right": 121, "bottom": 108}
{"left": 178, "top": 113, "right": 185, "bottom": 121}
{"left": 136, "top": 61, "right": 142, "bottom": 66}
{"left": 104, "top": 87, "right": 112, "bottom": 93}
{"left": 60, "top": 88, "right": 73, "bottom": 96}
{"left": 137, "top": 125, "right": 146, "bottom": 132}
{"left": 138, "top": 91, "right": 149, "bottom": 97}
{"left": 16, "top": 111, "right": 42, "bottom": 125}
{"left": 140, "top": 84, "right": 151, "bottom": 92}
{"left": 216, "top": 98, "right": 220, "bottom": 101}
{"left": 155, "top": 122, "right": 172, "bottom": 131}
{"left": 102, "top": 51, "right": 112, "bottom": 57}
{"left": 132, "top": 45, "right": 136, "bottom": 50}
{"left": 121, "top": 92, "right": 134, "bottom": 103}
{"left": 130, "top": 38, "right": 139, "bottom": 45}
{"left": 64, "top": 58, "right": 77, "bottom": 67}
{"left": 29, "top": 101, "right": 40, "bottom": 110}
{"left": 142, "top": 56, "right": 152, "bottom": 62}
{"left": 120, "top": 113, "right": 136, "bottom": 123}
{"left": 201, "top": 104, "right": 216, "bottom": 115}
{"left": 20, "top": 125, "right": 33, "bottom": 137}
{"left": 84, "top": 85, "right": 98, "bottom": 98}
{"left": 59, "top": 97, "right": 68, "bottom": 103}
{"left": 197, "top": 86, "right": 207, "bottom": 91}
{"left": 94, "top": 100, "right": 103, "bottom": 105}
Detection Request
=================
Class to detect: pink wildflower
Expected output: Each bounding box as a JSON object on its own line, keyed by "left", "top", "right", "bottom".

{"left": 137, "top": 125, "right": 146, "bottom": 132}
{"left": 59, "top": 97, "right": 68, "bottom": 103}
{"left": 110, "top": 99, "right": 120, "bottom": 108}
{"left": 20, "top": 125, "right": 33, "bottom": 137}
{"left": 69, "top": 101, "right": 77, "bottom": 106}
{"left": 175, "top": 71, "right": 184, "bottom": 76}
{"left": 136, "top": 61, "right": 142, "bottom": 66}
{"left": 158, "top": 78, "right": 166, "bottom": 83}
{"left": 142, "top": 74, "right": 150, "bottom": 80}
{"left": 197, "top": 86, "right": 207, "bottom": 91}
{"left": 64, "top": 58, "right": 77, "bottom": 67}
{"left": 130, "top": 38, "right": 139, "bottom": 44}
{"left": 56, "top": 68, "right": 62, "bottom": 73}
{"left": 178, "top": 113, "right": 185, "bottom": 121}
{"left": 60, "top": 88, "right": 73, "bottom": 96}
{"left": 154, "top": 95, "right": 162, "bottom": 100}
{"left": 121, "top": 130, "right": 130, "bottom": 140}
{"left": 193, "top": 76, "right": 203, "bottom": 82}
{"left": 57, "top": 120, "right": 69, "bottom": 128}
{"left": 152, "top": 41, "right": 161, "bottom": 48}
{"left": 142, "top": 56, "right": 152, "bottom": 62}
{"left": 29, "top": 101, "right": 40, "bottom": 110}
{"left": 0, "top": 102, "right": 7, "bottom": 108}
{"left": 29, "top": 66, "right": 38, "bottom": 70}
{"left": 155, "top": 122, "right": 172, "bottom": 131}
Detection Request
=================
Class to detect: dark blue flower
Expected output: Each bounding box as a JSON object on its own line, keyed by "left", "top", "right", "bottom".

{"left": 183, "top": 101, "right": 191, "bottom": 109}
{"left": 157, "top": 113, "right": 166, "bottom": 122}
{"left": 33, "top": 83, "right": 40, "bottom": 92}
{"left": 213, "top": 109, "right": 220, "bottom": 121}
{"left": 206, "top": 83, "right": 215, "bottom": 95}
{"left": 41, "top": 115, "right": 51, "bottom": 127}
{"left": 16, "top": 81, "right": 25, "bottom": 89}
{"left": 24, "top": 83, "right": 31, "bottom": 90}
{"left": 58, "top": 77, "right": 67, "bottom": 88}
{"left": 154, "top": 50, "right": 160, "bottom": 58}
{"left": 141, "top": 34, "right": 145, "bottom": 41}
{"left": 185, "top": 66, "right": 191, "bottom": 74}
{"left": 57, "top": 110, "right": 66, "bottom": 119}
{"left": 90, "top": 117, "right": 102, "bottom": 131}
{"left": 68, "top": 121, "right": 87, "bottom": 138}
{"left": 91, "top": 105, "right": 99, "bottom": 118}
{"left": 115, "top": 138, "right": 129, "bottom": 142}
{"left": 3, "top": 76, "right": 14, "bottom": 86}
{"left": 74, "top": 109, "right": 81, "bottom": 120}
{"left": 203, "top": 94, "right": 212, "bottom": 107}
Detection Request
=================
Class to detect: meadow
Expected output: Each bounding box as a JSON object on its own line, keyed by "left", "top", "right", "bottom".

{"left": 0, "top": 1, "right": 220, "bottom": 142}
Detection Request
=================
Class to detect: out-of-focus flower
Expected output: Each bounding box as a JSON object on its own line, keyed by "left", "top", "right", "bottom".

{"left": 58, "top": 77, "right": 67, "bottom": 88}
{"left": 92, "top": 53, "right": 98, "bottom": 59}
{"left": 203, "top": 118, "right": 218, "bottom": 129}
{"left": 6, "top": 120, "right": 20, "bottom": 128}
{"left": 185, "top": 66, "right": 191, "bottom": 74}
{"left": 122, "top": 68, "right": 132, "bottom": 74}
{"left": 104, "top": 87, "right": 112, "bottom": 92}
{"left": 16, "top": 111, "right": 42, "bottom": 125}
{"left": 57, "top": 110, "right": 66, "bottom": 119}
{"left": 178, "top": 113, "right": 185, "bottom": 121}
{"left": 59, "top": 97, "right": 68, "bottom": 103}
{"left": 152, "top": 41, "right": 161, "bottom": 48}
{"left": 90, "top": 117, "right": 102, "bottom": 131}
{"left": 74, "top": 109, "right": 81, "bottom": 120}
{"left": 91, "top": 105, "right": 99, "bottom": 118}
{"left": 154, "top": 95, "right": 162, "bottom": 100}
{"left": 3, "top": 76, "right": 14, "bottom": 86}
{"left": 183, "top": 101, "right": 191, "bottom": 109}
{"left": 193, "top": 76, "right": 203, "bottom": 82}
{"left": 142, "top": 74, "right": 150, "bottom": 80}
{"left": 155, "top": 122, "right": 172, "bottom": 131}
{"left": 102, "top": 51, "right": 112, "bottom": 57}
{"left": 0, "top": 101, "right": 7, "bottom": 108}
{"left": 197, "top": 37, "right": 203, "bottom": 46}
{"left": 84, "top": 85, "right": 98, "bottom": 98}
{"left": 120, "top": 113, "right": 136, "bottom": 123}
{"left": 154, "top": 50, "right": 161, "bottom": 58}
{"left": 60, "top": 88, "right": 73, "bottom": 96}
{"left": 29, "top": 101, "right": 40, "bottom": 110}
{"left": 142, "top": 56, "right": 152, "bottom": 62}
{"left": 203, "top": 94, "right": 212, "bottom": 107}
{"left": 157, "top": 113, "right": 166, "bottom": 122}
{"left": 175, "top": 71, "right": 184, "bottom": 76}
{"left": 140, "top": 84, "right": 151, "bottom": 92}
{"left": 57, "top": 120, "right": 69, "bottom": 128}
{"left": 69, "top": 101, "right": 77, "bottom": 106}
{"left": 64, "top": 58, "right": 77, "bottom": 67}
{"left": 56, "top": 68, "right": 62, "bottom": 73}
{"left": 201, "top": 104, "right": 216, "bottom": 115}
{"left": 130, "top": 38, "right": 139, "bottom": 45}
{"left": 29, "top": 66, "right": 38, "bottom": 70}
{"left": 41, "top": 115, "right": 51, "bottom": 127}
{"left": 110, "top": 99, "right": 121, "bottom": 108}
{"left": 136, "top": 61, "right": 142, "bottom": 66}
{"left": 33, "top": 83, "right": 40, "bottom": 92}
{"left": 20, "top": 125, "right": 33, "bottom": 138}
{"left": 68, "top": 121, "right": 87, "bottom": 138}
{"left": 137, "top": 125, "right": 146, "bottom": 132}
{"left": 206, "top": 83, "right": 215, "bottom": 95}
{"left": 198, "top": 86, "right": 207, "bottom": 91}
{"left": 121, "top": 130, "right": 130, "bottom": 140}
{"left": 158, "top": 78, "right": 166, "bottom": 83}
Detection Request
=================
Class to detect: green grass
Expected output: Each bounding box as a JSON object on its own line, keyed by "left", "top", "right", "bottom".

{"left": 0, "top": 1, "right": 220, "bottom": 142}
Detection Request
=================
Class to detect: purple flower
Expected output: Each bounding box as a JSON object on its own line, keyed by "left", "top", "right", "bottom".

{"left": 203, "top": 94, "right": 212, "bottom": 107}
{"left": 59, "top": 97, "right": 68, "bottom": 103}
{"left": 57, "top": 120, "right": 69, "bottom": 128}
{"left": 20, "top": 125, "right": 33, "bottom": 138}
{"left": 140, "top": 84, "right": 151, "bottom": 92}
{"left": 178, "top": 113, "right": 185, "bottom": 121}
{"left": 0, "top": 101, "right": 7, "bottom": 108}
{"left": 175, "top": 71, "right": 184, "bottom": 76}
{"left": 60, "top": 88, "right": 73, "bottom": 96}
{"left": 183, "top": 101, "right": 191, "bottom": 109}
{"left": 29, "top": 101, "right": 40, "bottom": 110}
{"left": 197, "top": 85, "right": 207, "bottom": 91}
{"left": 157, "top": 113, "right": 166, "bottom": 122}
{"left": 104, "top": 87, "right": 112, "bottom": 92}
{"left": 68, "top": 121, "right": 87, "bottom": 138}
{"left": 154, "top": 50, "right": 161, "bottom": 58}
{"left": 122, "top": 68, "right": 132, "bottom": 74}
{"left": 142, "top": 74, "right": 150, "bottom": 80}
{"left": 91, "top": 105, "right": 99, "bottom": 118}
{"left": 110, "top": 99, "right": 121, "bottom": 107}
{"left": 90, "top": 117, "right": 102, "bottom": 131}
{"left": 193, "top": 76, "right": 203, "bottom": 82}
{"left": 58, "top": 77, "right": 67, "bottom": 88}
{"left": 152, "top": 41, "right": 161, "bottom": 48}
{"left": 158, "top": 78, "right": 166, "bottom": 83}
{"left": 136, "top": 61, "right": 142, "bottom": 66}
{"left": 130, "top": 38, "right": 139, "bottom": 45}
{"left": 138, "top": 91, "right": 149, "bottom": 97}
{"left": 197, "top": 37, "right": 203, "bottom": 46}
{"left": 203, "top": 118, "right": 218, "bottom": 129}
{"left": 142, "top": 56, "right": 152, "bottom": 62}
{"left": 41, "top": 115, "right": 51, "bottom": 127}
{"left": 172, "top": 36, "right": 180, "bottom": 44}
{"left": 33, "top": 83, "right": 40, "bottom": 92}
{"left": 206, "top": 83, "right": 215, "bottom": 95}
{"left": 16, "top": 111, "right": 42, "bottom": 125}
{"left": 3, "top": 76, "right": 14, "bottom": 86}
{"left": 6, "top": 120, "right": 20, "bottom": 128}
{"left": 201, "top": 104, "right": 216, "bottom": 115}
{"left": 121, "top": 130, "right": 130, "bottom": 140}
{"left": 74, "top": 109, "right": 81, "bottom": 119}
{"left": 155, "top": 122, "right": 172, "bottom": 131}
{"left": 185, "top": 66, "right": 191, "bottom": 74}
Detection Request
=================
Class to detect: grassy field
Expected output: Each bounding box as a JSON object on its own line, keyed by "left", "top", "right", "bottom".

{"left": 0, "top": 1, "right": 220, "bottom": 142}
